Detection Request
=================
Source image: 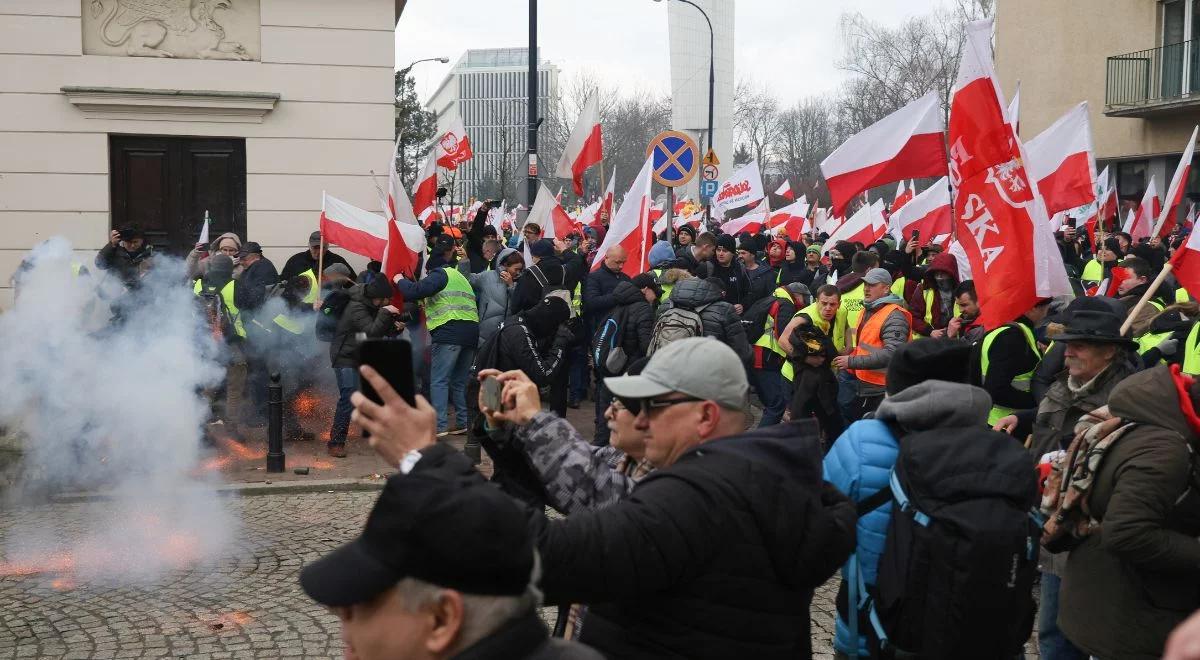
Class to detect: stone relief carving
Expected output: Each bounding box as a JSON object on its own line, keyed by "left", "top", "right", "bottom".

{"left": 82, "top": 0, "right": 260, "bottom": 61}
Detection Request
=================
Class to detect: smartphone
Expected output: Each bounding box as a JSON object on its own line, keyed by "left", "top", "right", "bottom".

{"left": 481, "top": 376, "right": 503, "bottom": 412}
{"left": 355, "top": 336, "right": 416, "bottom": 406}
{"left": 910, "top": 230, "right": 920, "bottom": 244}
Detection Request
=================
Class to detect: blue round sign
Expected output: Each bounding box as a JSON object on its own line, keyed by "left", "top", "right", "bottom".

{"left": 646, "top": 131, "right": 699, "bottom": 187}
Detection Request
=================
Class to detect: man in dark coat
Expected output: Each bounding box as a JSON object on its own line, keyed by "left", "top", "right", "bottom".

{"left": 280, "top": 231, "right": 350, "bottom": 281}
{"left": 95, "top": 226, "right": 153, "bottom": 288}
{"left": 234, "top": 242, "right": 280, "bottom": 428}
{"left": 512, "top": 239, "right": 566, "bottom": 313}
{"left": 589, "top": 274, "right": 658, "bottom": 445}
{"left": 672, "top": 231, "right": 717, "bottom": 279}
{"left": 659, "top": 277, "right": 752, "bottom": 364}
{"left": 327, "top": 276, "right": 400, "bottom": 457}
{"left": 710, "top": 233, "right": 750, "bottom": 312}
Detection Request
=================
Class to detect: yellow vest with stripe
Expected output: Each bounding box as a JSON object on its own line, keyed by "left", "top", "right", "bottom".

{"left": 979, "top": 323, "right": 1040, "bottom": 425}
{"left": 1183, "top": 323, "right": 1200, "bottom": 376}
{"left": 193, "top": 278, "right": 245, "bottom": 338}
{"left": 754, "top": 287, "right": 793, "bottom": 377}
{"left": 424, "top": 267, "right": 479, "bottom": 331}
{"left": 1137, "top": 330, "right": 1173, "bottom": 365}
{"left": 782, "top": 301, "right": 840, "bottom": 381}
{"left": 571, "top": 283, "right": 583, "bottom": 317}
{"left": 652, "top": 268, "right": 675, "bottom": 302}
{"left": 270, "top": 269, "right": 319, "bottom": 334}
{"left": 834, "top": 282, "right": 865, "bottom": 350}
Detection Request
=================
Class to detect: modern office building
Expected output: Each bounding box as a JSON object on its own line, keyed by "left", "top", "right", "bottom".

{"left": 0, "top": 0, "right": 403, "bottom": 308}
{"left": 425, "top": 48, "right": 559, "bottom": 202}
{"left": 996, "top": 0, "right": 1199, "bottom": 206}
{"left": 667, "top": 0, "right": 734, "bottom": 201}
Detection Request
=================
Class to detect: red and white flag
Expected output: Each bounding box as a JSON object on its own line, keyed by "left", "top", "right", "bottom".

{"left": 384, "top": 137, "right": 418, "bottom": 226}
{"left": 768, "top": 195, "right": 806, "bottom": 228}
{"left": 553, "top": 94, "right": 603, "bottom": 196}
{"left": 434, "top": 115, "right": 473, "bottom": 170}
{"left": 891, "top": 180, "right": 914, "bottom": 213}
{"left": 411, "top": 155, "right": 439, "bottom": 227}
{"left": 1024, "top": 102, "right": 1097, "bottom": 216}
{"left": 1153, "top": 125, "right": 1198, "bottom": 239}
{"left": 527, "top": 182, "right": 575, "bottom": 240}
{"left": 321, "top": 192, "right": 420, "bottom": 262}
{"left": 595, "top": 172, "right": 616, "bottom": 227}
{"left": 769, "top": 199, "right": 812, "bottom": 240}
{"left": 1006, "top": 82, "right": 1020, "bottom": 135}
{"left": 774, "top": 179, "right": 795, "bottom": 201}
{"left": 948, "top": 18, "right": 1070, "bottom": 330}
{"left": 822, "top": 199, "right": 886, "bottom": 254}
{"left": 889, "top": 176, "right": 951, "bottom": 244}
{"left": 712, "top": 160, "right": 765, "bottom": 215}
{"left": 720, "top": 198, "right": 771, "bottom": 235}
{"left": 820, "top": 91, "right": 948, "bottom": 217}
{"left": 1124, "top": 175, "right": 1160, "bottom": 242}
{"left": 592, "top": 157, "right": 654, "bottom": 277}
{"left": 1096, "top": 165, "right": 1118, "bottom": 226}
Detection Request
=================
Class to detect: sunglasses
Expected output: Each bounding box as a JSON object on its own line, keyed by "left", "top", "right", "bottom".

{"left": 640, "top": 395, "right": 705, "bottom": 417}
{"left": 612, "top": 397, "right": 641, "bottom": 416}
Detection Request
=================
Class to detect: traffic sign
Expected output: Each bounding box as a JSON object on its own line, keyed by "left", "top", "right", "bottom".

{"left": 646, "top": 130, "right": 699, "bottom": 187}
{"left": 703, "top": 148, "right": 720, "bottom": 166}
{"left": 700, "top": 179, "right": 718, "bottom": 200}
{"left": 702, "top": 164, "right": 719, "bottom": 181}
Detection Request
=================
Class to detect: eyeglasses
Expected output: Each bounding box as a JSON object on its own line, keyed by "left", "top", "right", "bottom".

{"left": 611, "top": 397, "right": 641, "bottom": 416}
{"left": 641, "top": 395, "right": 704, "bottom": 417}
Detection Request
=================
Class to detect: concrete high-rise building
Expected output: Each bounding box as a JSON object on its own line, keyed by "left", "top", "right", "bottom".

{"left": 426, "top": 48, "right": 559, "bottom": 202}
{"left": 996, "top": 0, "right": 1199, "bottom": 207}
{"left": 667, "top": 0, "right": 735, "bottom": 201}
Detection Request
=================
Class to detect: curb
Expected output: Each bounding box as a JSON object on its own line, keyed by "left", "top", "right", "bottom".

{"left": 46, "top": 477, "right": 388, "bottom": 504}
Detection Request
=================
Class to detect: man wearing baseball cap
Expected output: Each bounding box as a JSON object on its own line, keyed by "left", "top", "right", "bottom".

{"left": 831, "top": 267, "right": 912, "bottom": 420}
{"left": 349, "top": 336, "right": 855, "bottom": 659}
{"left": 300, "top": 472, "right": 601, "bottom": 660}
{"left": 280, "top": 230, "right": 350, "bottom": 282}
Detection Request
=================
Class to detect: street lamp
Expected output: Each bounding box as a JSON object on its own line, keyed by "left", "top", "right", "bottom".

{"left": 397, "top": 56, "right": 449, "bottom": 78}
{"left": 654, "top": 0, "right": 715, "bottom": 222}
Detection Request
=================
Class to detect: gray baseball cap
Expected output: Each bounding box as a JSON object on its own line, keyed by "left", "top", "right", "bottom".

{"left": 863, "top": 267, "right": 893, "bottom": 286}
{"left": 604, "top": 337, "right": 748, "bottom": 410}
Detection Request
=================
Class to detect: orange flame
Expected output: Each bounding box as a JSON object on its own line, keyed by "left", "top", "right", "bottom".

{"left": 50, "top": 577, "right": 76, "bottom": 591}
{"left": 293, "top": 390, "right": 322, "bottom": 418}
{"left": 215, "top": 437, "right": 265, "bottom": 461}
{"left": 0, "top": 552, "right": 75, "bottom": 577}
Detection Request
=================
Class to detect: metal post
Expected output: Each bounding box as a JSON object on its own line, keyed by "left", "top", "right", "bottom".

{"left": 666, "top": 187, "right": 675, "bottom": 243}
{"left": 526, "top": 0, "right": 539, "bottom": 214}
{"left": 671, "top": 0, "right": 716, "bottom": 225}
{"left": 267, "top": 373, "right": 285, "bottom": 473}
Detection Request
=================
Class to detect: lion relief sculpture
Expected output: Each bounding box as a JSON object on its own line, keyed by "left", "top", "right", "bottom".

{"left": 88, "top": 0, "right": 255, "bottom": 60}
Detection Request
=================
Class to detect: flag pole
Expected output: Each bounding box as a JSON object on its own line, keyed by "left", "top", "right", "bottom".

{"left": 1120, "top": 263, "right": 1173, "bottom": 336}
{"left": 318, "top": 191, "right": 326, "bottom": 288}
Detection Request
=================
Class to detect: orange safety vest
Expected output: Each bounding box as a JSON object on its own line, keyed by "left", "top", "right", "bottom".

{"left": 848, "top": 303, "right": 912, "bottom": 386}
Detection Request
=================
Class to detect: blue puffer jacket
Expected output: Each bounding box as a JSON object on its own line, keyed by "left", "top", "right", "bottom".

{"left": 822, "top": 379, "right": 994, "bottom": 657}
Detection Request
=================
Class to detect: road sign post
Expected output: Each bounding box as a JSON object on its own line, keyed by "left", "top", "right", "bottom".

{"left": 647, "top": 131, "right": 699, "bottom": 243}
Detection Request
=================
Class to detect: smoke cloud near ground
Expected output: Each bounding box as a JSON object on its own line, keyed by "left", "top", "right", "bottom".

{"left": 0, "top": 238, "right": 238, "bottom": 583}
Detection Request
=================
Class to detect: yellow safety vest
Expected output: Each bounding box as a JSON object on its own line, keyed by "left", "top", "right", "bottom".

{"left": 754, "top": 287, "right": 793, "bottom": 374}
{"left": 922, "top": 288, "right": 962, "bottom": 328}
{"left": 299, "top": 269, "right": 319, "bottom": 305}
{"left": 782, "top": 301, "right": 840, "bottom": 381}
{"left": 423, "top": 267, "right": 479, "bottom": 331}
{"left": 834, "top": 282, "right": 864, "bottom": 350}
{"left": 979, "top": 323, "right": 1041, "bottom": 426}
{"left": 1137, "top": 330, "right": 1173, "bottom": 365}
{"left": 193, "top": 278, "right": 245, "bottom": 338}
{"left": 1178, "top": 288, "right": 1193, "bottom": 304}
{"left": 571, "top": 283, "right": 583, "bottom": 317}
{"left": 1183, "top": 323, "right": 1200, "bottom": 376}
{"left": 1081, "top": 259, "right": 1103, "bottom": 282}
{"left": 273, "top": 313, "right": 305, "bottom": 335}
{"left": 652, "top": 268, "right": 675, "bottom": 302}
{"left": 890, "top": 276, "right": 907, "bottom": 299}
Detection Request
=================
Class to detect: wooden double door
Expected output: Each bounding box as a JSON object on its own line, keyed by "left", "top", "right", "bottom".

{"left": 109, "top": 136, "right": 247, "bottom": 256}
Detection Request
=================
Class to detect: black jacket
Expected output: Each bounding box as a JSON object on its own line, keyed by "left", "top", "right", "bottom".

{"left": 280, "top": 249, "right": 349, "bottom": 282}
{"left": 672, "top": 245, "right": 714, "bottom": 279}
{"left": 452, "top": 610, "right": 603, "bottom": 660}
{"left": 603, "top": 281, "right": 656, "bottom": 361}
{"left": 513, "top": 255, "right": 566, "bottom": 313}
{"left": 94, "top": 242, "right": 152, "bottom": 287}
{"left": 744, "top": 261, "right": 777, "bottom": 308}
{"left": 527, "top": 422, "right": 856, "bottom": 659}
{"left": 480, "top": 318, "right": 570, "bottom": 388}
{"left": 234, "top": 256, "right": 280, "bottom": 321}
{"left": 974, "top": 317, "right": 1039, "bottom": 411}
{"left": 582, "top": 263, "right": 630, "bottom": 331}
{"left": 662, "top": 278, "right": 752, "bottom": 364}
{"left": 329, "top": 284, "right": 398, "bottom": 368}
{"left": 559, "top": 248, "right": 587, "bottom": 295}
{"left": 465, "top": 207, "right": 493, "bottom": 274}
{"left": 710, "top": 260, "right": 750, "bottom": 308}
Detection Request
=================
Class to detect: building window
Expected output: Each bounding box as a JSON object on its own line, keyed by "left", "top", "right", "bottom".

{"left": 1116, "top": 160, "right": 1148, "bottom": 200}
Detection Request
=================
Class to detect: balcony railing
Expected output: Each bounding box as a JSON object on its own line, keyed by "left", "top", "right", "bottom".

{"left": 1106, "top": 40, "right": 1200, "bottom": 115}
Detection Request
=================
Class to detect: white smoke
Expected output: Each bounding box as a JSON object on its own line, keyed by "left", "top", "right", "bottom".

{"left": 0, "top": 238, "right": 237, "bottom": 582}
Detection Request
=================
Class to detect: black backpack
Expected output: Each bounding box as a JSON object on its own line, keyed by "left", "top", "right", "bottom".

{"left": 197, "top": 286, "right": 234, "bottom": 341}
{"left": 592, "top": 305, "right": 630, "bottom": 378}
{"left": 315, "top": 289, "right": 352, "bottom": 342}
{"left": 742, "top": 295, "right": 781, "bottom": 344}
{"left": 857, "top": 426, "right": 1039, "bottom": 660}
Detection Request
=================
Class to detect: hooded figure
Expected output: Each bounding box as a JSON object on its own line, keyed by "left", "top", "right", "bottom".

{"left": 460, "top": 246, "right": 523, "bottom": 347}
{"left": 909, "top": 251, "right": 961, "bottom": 336}
{"left": 478, "top": 296, "right": 572, "bottom": 388}
{"left": 648, "top": 240, "right": 676, "bottom": 270}
{"left": 186, "top": 231, "right": 243, "bottom": 280}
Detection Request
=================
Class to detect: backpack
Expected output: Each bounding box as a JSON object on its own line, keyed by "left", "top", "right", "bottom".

{"left": 527, "top": 263, "right": 566, "bottom": 294}
{"left": 315, "top": 289, "right": 352, "bottom": 342}
{"left": 198, "top": 288, "right": 234, "bottom": 341}
{"left": 648, "top": 303, "right": 708, "bottom": 355}
{"left": 742, "top": 296, "right": 781, "bottom": 344}
{"left": 855, "top": 426, "right": 1039, "bottom": 660}
{"left": 592, "top": 305, "right": 630, "bottom": 377}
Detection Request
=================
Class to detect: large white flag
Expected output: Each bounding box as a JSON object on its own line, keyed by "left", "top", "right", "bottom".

{"left": 712, "top": 160, "right": 765, "bottom": 215}
{"left": 591, "top": 157, "right": 654, "bottom": 278}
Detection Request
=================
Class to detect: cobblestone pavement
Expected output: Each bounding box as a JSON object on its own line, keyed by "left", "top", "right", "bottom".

{"left": 0, "top": 489, "right": 1034, "bottom": 659}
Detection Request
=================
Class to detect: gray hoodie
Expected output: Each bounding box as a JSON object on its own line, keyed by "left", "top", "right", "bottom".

{"left": 461, "top": 247, "right": 519, "bottom": 346}
{"left": 875, "top": 380, "right": 993, "bottom": 430}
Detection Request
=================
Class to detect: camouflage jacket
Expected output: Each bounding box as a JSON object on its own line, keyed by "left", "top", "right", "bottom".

{"left": 512, "top": 412, "right": 652, "bottom": 514}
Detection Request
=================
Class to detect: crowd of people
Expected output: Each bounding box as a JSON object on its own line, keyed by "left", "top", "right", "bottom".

{"left": 16, "top": 199, "right": 1200, "bottom": 659}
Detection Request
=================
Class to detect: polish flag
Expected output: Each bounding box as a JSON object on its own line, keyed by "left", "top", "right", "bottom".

{"left": 1024, "top": 102, "right": 1097, "bottom": 216}
{"left": 820, "top": 91, "right": 948, "bottom": 217}
{"left": 768, "top": 195, "right": 806, "bottom": 228}
{"left": 1007, "top": 81, "right": 1020, "bottom": 135}
{"left": 384, "top": 137, "right": 416, "bottom": 226}
{"left": 949, "top": 18, "right": 1070, "bottom": 330}
{"left": 553, "top": 93, "right": 604, "bottom": 195}
{"left": 769, "top": 199, "right": 812, "bottom": 240}
{"left": 1124, "top": 176, "right": 1160, "bottom": 242}
{"left": 591, "top": 156, "right": 654, "bottom": 277}
{"left": 1153, "top": 126, "right": 1198, "bottom": 239}
{"left": 1096, "top": 165, "right": 1118, "bottom": 226}
{"left": 891, "top": 180, "right": 914, "bottom": 213}
{"left": 527, "top": 182, "right": 575, "bottom": 240}
{"left": 411, "top": 155, "right": 439, "bottom": 227}
{"left": 721, "top": 198, "right": 772, "bottom": 235}
{"left": 822, "top": 199, "right": 887, "bottom": 255}
{"left": 596, "top": 172, "right": 616, "bottom": 227}
{"left": 775, "top": 179, "right": 795, "bottom": 201}
{"left": 889, "top": 176, "right": 951, "bottom": 244}
{"left": 487, "top": 201, "right": 506, "bottom": 236}
{"left": 320, "top": 192, "right": 422, "bottom": 263}
{"left": 434, "top": 115, "right": 473, "bottom": 170}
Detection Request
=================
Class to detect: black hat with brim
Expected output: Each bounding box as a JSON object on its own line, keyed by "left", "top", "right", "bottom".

{"left": 1054, "top": 311, "right": 1138, "bottom": 350}
{"left": 300, "top": 537, "right": 403, "bottom": 607}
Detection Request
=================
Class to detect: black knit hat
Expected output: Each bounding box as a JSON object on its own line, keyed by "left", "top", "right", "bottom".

{"left": 885, "top": 338, "right": 974, "bottom": 395}
{"left": 364, "top": 276, "right": 394, "bottom": 300}
{"left": 715, "top": 234, "right": 737, "bottom": 253}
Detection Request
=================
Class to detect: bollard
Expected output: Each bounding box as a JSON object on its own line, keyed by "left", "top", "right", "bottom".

{"left": 266, "top": 373, "right": 286, "bottom": 473}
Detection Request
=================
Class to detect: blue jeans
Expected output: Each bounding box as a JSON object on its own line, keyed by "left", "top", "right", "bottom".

{"left": 330, "top": 367, "right": 358, "bottom": 445}
{"left": 1039, "top": 572, "right": 1087, "bottom": 660}
{"left": 837, "top": 368, "right": 860, "bottom": 422}
{"left": 752, "top": 368, "right": 787, "bottom": 427}
{"left": 431, "top": 343, "right": 475, "bottom": 433}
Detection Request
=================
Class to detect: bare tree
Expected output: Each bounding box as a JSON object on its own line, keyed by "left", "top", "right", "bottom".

{"left": 776, "top": 97, "right": 839, "bottom": 205}
{"left": 734, "top": 79, "right": 782, "bottom": 170}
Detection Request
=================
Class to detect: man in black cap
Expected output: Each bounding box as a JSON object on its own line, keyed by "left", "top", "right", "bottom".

{"left": 299, "top": 471, "right": 602, "bottom": 660}
{"left": 95, "top": 226, "right": 153, "bottom": 288}
{"left": 234, "top": 241, "right": 279, "bottom": 426}
{"left": 512, "top": 238, "right": 566, "bottom": 313}
{"left": 710, "top": 233, "right": 749, "bottom": 313}
{"left": 280, "top": 230, "right": 350, "bottom": 282}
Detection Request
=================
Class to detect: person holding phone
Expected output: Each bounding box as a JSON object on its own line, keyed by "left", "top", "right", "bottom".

{"left": 327, "top": 276, "right": 402, "bottom": 457}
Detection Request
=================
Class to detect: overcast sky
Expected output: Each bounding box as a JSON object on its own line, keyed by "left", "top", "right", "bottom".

{"left": 396, "top": 0, "right": 945, "bottom": 107}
